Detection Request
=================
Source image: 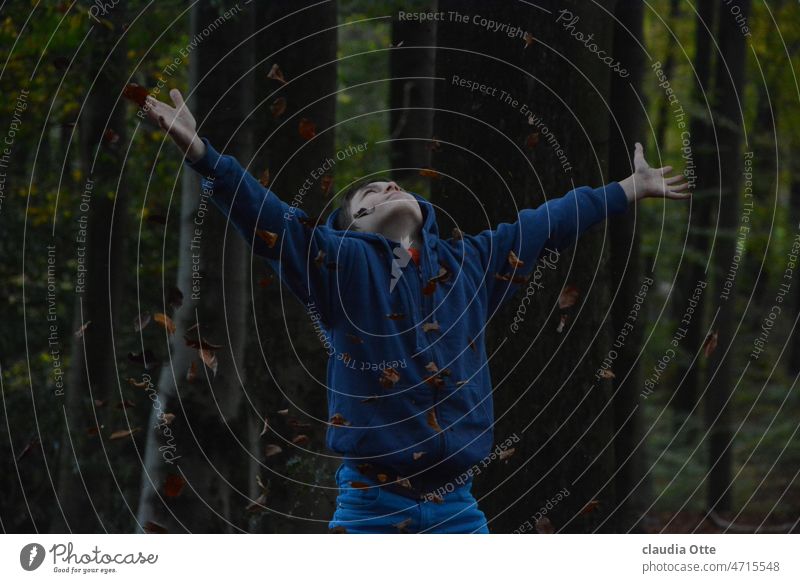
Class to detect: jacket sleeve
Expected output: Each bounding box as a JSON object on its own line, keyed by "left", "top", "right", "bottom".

{"left": 465, "top": 181, "right": 629, "bottom": 314}
{"left": 184, "top": 137, "right": 351, "bottom": 327}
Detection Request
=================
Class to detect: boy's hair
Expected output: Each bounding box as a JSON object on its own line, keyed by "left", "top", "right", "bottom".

{"left": 334, "top": 176, "right": 393, "bottom": 231}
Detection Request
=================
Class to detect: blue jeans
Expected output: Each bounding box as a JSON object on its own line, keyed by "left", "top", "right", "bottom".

{"left": 328, "top": 463, "right": 490, "bottom": 534}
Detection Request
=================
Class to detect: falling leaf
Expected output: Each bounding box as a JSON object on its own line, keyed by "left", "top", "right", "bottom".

{"left": 419, "top": 168, "right": 441, "bottom": 179}
{"left": 526, "top": 132, "right": 540, "bottom": 149}
{"left": 455, "top": 380, "right": 468, "bottom": 387}
{"left": 184, "top": 324, "right": 223, "bottom": 350}
{"left": 267, "top": 63, "right": 287, "bottom": 84}
{"left": 423, "top": 321, "right": 440, "bottom": 333}
{"left": 259, "top": 169, "right": 270, "bottom": 187}
{"left": 256, "top": 229, "right": 279, "bottom": 248}
{"left": 329, "top": 525, "right": 347, "bottom": 533}
{"left": 494, "top": 272, "right": 529, "bottom": 284}
{"left": 143, "top": 521, "right": 168, "bottom": 534}
{"left": 508, "top": 250, "right": 525, "bottom": 269}
{"left": 376, "top": 473, "right": 388, "bottom": 482}
{"left": 270, "top": 97, "right": 286, "bottom": 119}
{"left": 379, "top": 367, "right": 401, "bottom": 389}
{"left": 134, "top": 312, "right": 151, "bottom": 331}
{"left": 412, "top": 451, "right": 426, "bottom": 460}
{"left": 390, "top": 40, "right": 405, "bottom": 48}
{"left": 558, "top": 285, "right": 580, "bottom": 309}
{"left": 74, "top": 321, "right": 91, "bottom": 338}
{"left": 298, "top": 118, "right": 316, "bottom": 141}
{"left": 361, "top": 395, "right": 378, "bottom": 404}
{"left": 259, "top": 417, "right": 269, "bottom": 436}
{"left": 386, "top": 313, "right": 406, "bottom": 320}
{"left": 109, "top": 427, "right": 140, "bottom": 440}
{"left": 330, "top": 413, "right": 351, "bottom": 426}
{"left": 314, "top": 249, "right": 326, "bottom": 269}
{"left": 162, "top": 413, "right": 176, "bottom": 425}
{"left": 580, "top": 500, "right": 600, "bottom": 515}
{"left": 116, "top": 399, "right": 136, "bottom": 410}
{"left": 346, "top": 333, "right": 363, "bottom": 344}
{"left": 556, "top": 314, "right": 568, "bottom": 333}
{"left": 427, "top": 136, "right": 442, "bottom": 152}
{"left": 94, "top": 399, "right": 107, "bottom": 408}
{"left": 102, "top": 128, "right": 119, "bottom": 145}
{"left": 422, "top": 280, "right": 437, "bottom": 295}
{"left": 425, "top": 362, "right": 439, "bottom": 373}
{"left": 350, "top": 481, "right": 371, "bottom": 489}
{"left": 498, "top": 447, "right": 515, "bottom": 461}
{"left": 393, "top": 517, "right": 412, "bottom": 533}
{"left": 246, "top": 492, "right": 269, "bottom": 514}
{"left": 535, "top": 517, "right": 554, "bottom": 534}
{"left": 703, "top": 330, "right": 718, "bottom": 358}
{"left": 321, "top": 174, "right": 333, "bottom": 195}
{"left": 427, "top": 409, "right": 442, "bottom": 432}
{"left": 264, "top": 444, "right": 283, "bottom": 457}
{"left": 299, "top": 215, "right": 323, "bottom": 228}
{"left": 599, "top": 369, "right": 616, "bottom": 380}
{"left": 122, "top": 83, "right": 150, "bottom": 107}
{"left": 292, "top": 434, "right": 310, "bottom": 446}
{"left": 277, "top": 408, "right": 289, "bottom": 416}
{"left": 126, "top": 377, "right": 148, "bottom": 389}
{"left": 287, "top": 418, "right": 312, "bottom": 431}
{"left": 199, "top": 348, "right": 218, "bottom": 376}
{"left": 431, "top": 265, "right": 451, "bottom": 283}
{"left": 186, "top": 360, "right": 198, "bottom": 383}
{"left": 167, "top": 286, "right": 183, "bottom": 309}
{"left": 164, "top": 474, "right": 187, "bottom": 497}
{"left": 451, "top": 227, "right": 463, "bottom": 240}
{"left": 153, "top": 312, "right": 176, "bottom": 335}
{"left": 523, "top": 31, "right": 536, "bottom": 48}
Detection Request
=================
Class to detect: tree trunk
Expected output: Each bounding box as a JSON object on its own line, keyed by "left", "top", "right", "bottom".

{"left": 705, "top": 0, "right": 752, "bottom": 513}
{"left": 51, "top": 5, "right": 129, "bottom": 533}
{"left": 608, "top": 0, "right": 650, "bottom": 533}
{"left": 136, "top": 1, "right": 255, "bottom": 533}
{"left": 389, "top": 9, "right": 436, "bottom": 185}
{"left": 243, "top": 0, "right": 339, "bottom": 534}
{"left": 433, "top": 0, "right": 620, "bottom": 533}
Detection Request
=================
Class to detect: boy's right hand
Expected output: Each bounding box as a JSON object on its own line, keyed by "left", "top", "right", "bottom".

{"left": 144, "top": 88, "right": 206, "bottom": 163}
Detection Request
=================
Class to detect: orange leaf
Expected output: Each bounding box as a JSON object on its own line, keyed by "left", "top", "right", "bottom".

{"left": 267, "top": 63, "right": 287, "bottom": 84}
{"left": 535, "top": 517, "right": 554, "bottom": 533}
{"left": 508, "top": 250, "right": 525, "bottom": 268}
{"left": 599, "top": 369, "right": 616, "bottom": 380}
{"left": 256, "top": 229, "right": 278, "bottom": 248}
{"left": 122, "top": 83, "right": 149, "bottom": 106}
{"left": 523, "top": 32, "right": 536, "bottom": 48}
{"left": 321, "top": 174, "right": 333, "bottom": 195}
{"left": 427, "top": 409, "right": 442, "bottom": 432}
{"left": 74, "top": 321, "right": 91, "bottom": 338}
{"left": 153, "top": 312, "right": 176, "bottom": 335}
{"left": 330, "top": 413, "right": 351, "bottom": 426}
{"left": 164, "top": 474, "right": 186, "bottom": 497}
{"left": 298, "top": 118, "right": 316, "bottom": 141}
{"left": 412, "top": 451, "right": 426, "bottom": 460}
{"left": 379, "top": 367, "right": 401, "bottom": 389}
{"left": 525, "top": 132, "right": 540, "bottom": 149}
{"left": 134, "top": 312, "right": 151, "bottom": 331}
{"left": 109, "top": 427, "right": 140, "bottom": 440}
{"left": 558, "top": 285, "right": 580, "bottom": 309}
{"left": 259, "top": 168, "right": 270, "bottom": 187}
{"left": 199, "top": 348, "right": 218, "bottom": 376}
{"left": 292, "top": 434, "right": 310, "bottom": 446}
{"left": 423, "top": 322, "right": 440, "bottom": 333}
{"left": 419, "top": 168, "right": 441, "bottom": 179}
{"left": 186, "top": 360, "right": 198, "bottom": 383}
{"left": 580, "top": 500, "right": 600, "bottom": 515}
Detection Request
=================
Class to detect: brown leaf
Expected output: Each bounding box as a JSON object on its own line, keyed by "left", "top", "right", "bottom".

{"left": 153, "top": 312, "right": 176, "bottom": 335}
{"left": 126, "top": 377, "right": 148, "bottom": 389}
{"left": 109, "top": 427, "right": 140, "bottom": 440}
{"left": 164, "top": 474, "right": 187, "bottom": 497}
{"left": 277, "top": 408, "right": 289, "bottom": 416}
{"left": 412, "top": 451, "right": 426, "bottom": 460}
{"left": 498, "top": 447, "right": 515, "bottom": 461}
{"left": 143, "top": 521, "right": 168, "bottom": 534}
{"left": 556, "top": 314, "right": 568, "bottom": 333}
{"left": 523, "top": 31, "right": 536, "bottom": 48}
{"left": 558, "top": 285, "right": 580, "bottom": 309}
{"left": 535, "top": 517, "right": 554, "bottom": 534}
{"left": 525, "top": 132, "right": 540, "bottom": 149}
{"left": 494, "top": 272, "right": 529, "bottom": 284}
{"left": 451, "top": 227, "right": 463, "bottom": 240}
{"left": 329, "top": 525, "right": 348, "bottom": 533}
{"left": 264, "top": 444, "right": 283, "bottom": 457}
{"left": 350, "top": 481, "right": 371, "bottom": 489}
{"left": 321, "top": 174, "right": 333, "bottom": 195}
{"left": 184, "top": 324, "right": 224, "bottom": 350}
{"left": 186, "top": 360, "right": 198, "bottom": 383}
{"left": 162, "top": 413, "right": 176, "bottom": 425}
{"left": 258, "top": 276, "right": 274, "bottom": 288}
{"left": 580, "top": 500, "right": 600, "bottom": 515}
{"left": 599, "top": 369, "right": 616, "bottom": 380}
{"left": 256, "top": 229, "right": 279, "bottom": 248}
{"left": 259, "top": 168, "right": 270, "bottom": 187}
{"left": 427, "top": 409, "right": 442, "bottom": 432}
{"left": 298, "top": 118, "right": 316, "bottom": 141}
{"left": 703, "top": 330, "right": 718, "bottom": 358}
{"left": 393, "top": 517, "right": 413, "bottom": 533}
{"left": 246, "top": 492, "right": 269, "bottom": 514}
{"left": 291, "top": 434, "right": 310, "bottom": 446}
{"left": 270, "top": 97, "right": 286, "bottom": 119}
{"left": 74, "top": 321, "right": 91, "bottom": 338}
{"left": 386, "top": 313, "right": 406, "bottom": 320}
{"left": 346, "top": 333, "right": 363, "bottom": 344}
{"left": 267, "top": 63, "right": 287, "bottom": 84}
{"left": 419, "top": 168, "right": 441, "bottom": 179}
{"left": 508, "top": 250, "right": 525, "bottom": 269}
{"left": 259, "top": 417, "right": 269, "bottom": 436}
{"left": 330, "top": 413, "right": 351, "bottom": 426}
{"left": 422, "top": 280, "right": 437, "bottom": 295}
{"left": 422, "top": 321, "right": 440, "bottom": 333}
{"left": 424, "top": 361, "right": 439, "bottom": 373}
{"left": 102, "top": 128, "right": 119, "bottom": 145}
{"left": 122, "top": 83, "right": 149, "bottom": 107}
{"left": 199, "top": 348, "right": 218, "bottom": 376}
{"left": 379, "top": 367, "right": 401, "bottom": 389}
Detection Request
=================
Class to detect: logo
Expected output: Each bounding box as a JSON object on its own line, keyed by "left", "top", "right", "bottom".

{"left": 20, "top": 543, "right": 45, "bottom": 571}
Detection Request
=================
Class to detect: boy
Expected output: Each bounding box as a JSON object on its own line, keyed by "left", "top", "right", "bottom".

{"left": 146, "top": 89, "right": 690, "bottom": 534}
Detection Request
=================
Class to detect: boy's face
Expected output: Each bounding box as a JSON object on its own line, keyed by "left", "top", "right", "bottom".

{"left": 349, "top": 180, "right": 423, "bottom": 234}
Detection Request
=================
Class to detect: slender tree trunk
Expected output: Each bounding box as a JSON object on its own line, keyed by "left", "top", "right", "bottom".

{"left": 51, "top": 5, "right": 129, "bottom": 533}
{"left": 136, "top": 1, "right": 255, "bottom": 533}
{"left": 705, "top": 0, "right": 751, "bottom": 513}
{"left": 608, "top": 0, "right": 650, "bottom": 533}
{"left": 789, "top": 157, "right": 800, "bottom": 376}
{"left": 243, "top": 0, "right": 339, "bottom": 534}
{"left": 670, "top": 1, "right": 718, "bottom": 425}
{"left": 389, "top": 9, "right": 436, "bottom": 184}
{"left": 433, "top": 0, "right": 620, "bottom": 533}
{"left": 653, "top": 0, "right": 681, "bottom": 150}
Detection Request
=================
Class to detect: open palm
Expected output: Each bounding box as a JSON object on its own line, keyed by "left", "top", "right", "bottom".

{"left": 144, "top": 89, "right": 205, "bottom": 162}
{"left": 632, "top": 142, "right": 691, "bottom": 200}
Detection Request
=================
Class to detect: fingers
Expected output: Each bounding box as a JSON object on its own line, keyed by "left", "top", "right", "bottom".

{"left": 664, "top": 174, "right": 685, "bottom": 185}
{"left": 665, "top": 189, "right": 692, "bottom": 200}
{"left": 170, "top": 88, "right": 185, "bottom": 110}
{"left": 656, "top": 165, "right": 674, "bottom": 175}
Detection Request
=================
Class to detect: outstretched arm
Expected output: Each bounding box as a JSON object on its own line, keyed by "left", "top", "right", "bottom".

{"left": 145, "top": 89, "right": 351, "bottom": 327}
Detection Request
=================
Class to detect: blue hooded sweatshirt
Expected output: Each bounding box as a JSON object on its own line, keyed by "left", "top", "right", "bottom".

{"left": 186, "top": 137, "right": 629, "bottom": 493}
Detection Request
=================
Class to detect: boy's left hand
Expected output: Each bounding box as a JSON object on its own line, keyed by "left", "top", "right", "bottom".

{"left": 618, "top": 142, "right": 692, "bottom": 203}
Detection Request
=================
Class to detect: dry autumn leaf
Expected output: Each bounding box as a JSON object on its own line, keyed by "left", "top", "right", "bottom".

{"left": 599, "top": 369, "right": 616, "bottom": 380}
{"left": 703, "top": 330, "right": 718, "bottom": 358}
{"left": 535, "top": 517, "right": 554, "bottom": 534}
{"left": 523, "top": 31, "right": 535, "bottom": 48}
{"left": 422, "top": 321, "right": 440, "bottom": 333}
{"left": 122, "top": 83, "right": 149, "bottom": 106}
{"left": 558, "top": 285, "right": 580, "bottom": 309}
{"left": 379, "top": 367, "right": 401, "bottom": 389}
{"left": 256, "top": 229, "right": 278, "bottom": 248}
{"left": 127, "top": 377, "right": 148, "bottom": 389}
{"left": 330, "top": 413, "right": 351, "bottom": 426}
{"left": 580, "top": 500, "right": 600, "bottom": 515}
{"left": 264, "top": 444, "right": 283, "bottom": 457}
{"left": 199, "top": 348, "right": 218, "bottom": 376}
{"left": 267, "top": 63, "right": 286, "bottom": 84}
{"left": 143, "top": 521, "right": 168, "bottom": 534}
{"left": 153, "top": 312, "right": 176, "bottom": 335}
{"left": 134, "top": 312, "right": 151, "bottom": 331}
{"left": 419, "top": 168, "right": 441, "bottom": 179}
{"left": 291, "top": 434, "right": 310, "bottom": 446}
{"left": 186, "top": 360, "right": 198, "bottom": 383}
{"left": 321, "top": 174, "right": 333, "bottom": 195}
{"left": 259, "top": 169, "right": 270, "bottom": 187}
{"left": 427, "top": 409, "right": 442, "bottom": 432}
{"left": 164, "top": 474, "right": 186, "bottom": 497}
{"left": 508, "top": 250, "right": 525, "bottom": 268}
{"left": 109, "top": 427, "right": 140, "bottom": 440}
{"left": 498, "top": 447, "right": 515, "bottom": 461}
{"left": 556, "top": 314, "right": 568, "bottom": 333}
{"left": 74, "top": 321, "right": 91, "bottom": 338}
{"left": 412, "top": 451, "right": 426, "bottom": 460}
{"left": 270, "top": 97, "right": 286, "bottom": 119}
{"left": 526, "top": 132, "right": 540, "bottom": 149}
{"left": 298, "top": 118, "right": 316, "bottom": 141}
